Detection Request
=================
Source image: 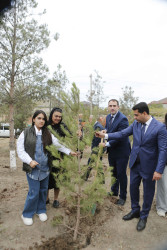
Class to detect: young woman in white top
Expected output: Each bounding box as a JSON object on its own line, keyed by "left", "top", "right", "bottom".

{"left": 17, "top": 110, "right": 76, "bottom": 226}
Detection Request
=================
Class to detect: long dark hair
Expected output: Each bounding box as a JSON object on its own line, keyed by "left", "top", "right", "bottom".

{"left": 165, "top": 113, "right": 167, "bottom": 128}
{"left": 48, "top": 107, "right": 62, "bottom": 125}
{"left": 32, "top": 110, "right": 52, "bottom": 152}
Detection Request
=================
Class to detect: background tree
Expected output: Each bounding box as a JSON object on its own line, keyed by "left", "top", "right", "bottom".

{"left": 87, "top": 70, "right": 107, "bottom": 115}
{"left": 46, "top": 64, "right": 69, "bottom": 111}
{"left": 13, "top": 88, "right": 35, "bottom": 132}
{"left": 0, "top": 0, "right": 51, "bottom": 169}
{"left": 148, "top": 103, "right": 166, "bottom": 122}
{"left": 119, "top": 86, "right": 139, "bottom": 118}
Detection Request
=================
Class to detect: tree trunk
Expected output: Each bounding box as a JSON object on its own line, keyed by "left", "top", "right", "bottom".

{"left": 73, "top": 188, "right": 81, "bottom": 241}
{"left": 73, "top": 153, "right": 81, "bottom": 241}
{"left": 9, "top": 0, "right": 17, "bottom": 170}
{"left": 73, "top": 117, "right": 82, "bottom": 241}
{"left": 9, "top": 102, "right": 16, "bottom": 169}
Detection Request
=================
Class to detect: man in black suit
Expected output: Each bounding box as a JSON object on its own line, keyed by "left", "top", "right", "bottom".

{"left": 104, "top": 99, "right": 131, "bottom": 205}
{"left": 84, "top": 114, "right": 106, "bottom": 180}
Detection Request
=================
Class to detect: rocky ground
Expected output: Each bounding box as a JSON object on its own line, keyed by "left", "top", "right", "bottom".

{"left": 0, "top": 138, "right": 167, "bottom": 250}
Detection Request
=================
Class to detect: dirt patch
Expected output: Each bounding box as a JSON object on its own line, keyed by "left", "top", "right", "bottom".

{"left": 31, "top": 197, "right": 119, "bottom": 250}
{"left": 1, "top": 138, "right": 167, "bottom": 250}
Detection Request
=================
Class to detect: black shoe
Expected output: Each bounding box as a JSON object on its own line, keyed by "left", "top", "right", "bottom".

{"left": 46, "top": 199, "right": 50, "bottom": 204}
{"left": 53, "top": 200, "right": 59, "bottom": 208}
{"left": 136, "top": 218, "right": 147, "bottom": 231}
{"left": 116, "top": 198, "right": 126, "bottom": 206}
{"left": 123, "top": 211, "right": 140, "bottom": 221}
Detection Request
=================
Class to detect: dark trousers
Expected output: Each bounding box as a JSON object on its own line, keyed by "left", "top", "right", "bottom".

{"left": 130, "top": 162, "right": 156, "bottom": 219}
{"left": 108, "top": 156, "right": 129, "bottom": 200}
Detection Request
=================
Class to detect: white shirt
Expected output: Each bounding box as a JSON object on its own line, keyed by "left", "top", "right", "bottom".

{"left": 17, "top": 125, "right": 71, "bottom": 165}
{"left": 143, "top": 116, "right": 152, "bottom": 133}
{"left": 110, "top": 112, "right": 118, "bottom": 123}
{"left": 104, "top": 116, "right": 153, "bottom": 141}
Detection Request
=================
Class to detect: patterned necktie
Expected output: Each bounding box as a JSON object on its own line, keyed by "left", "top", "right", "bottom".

{"left": 141, "top": 123, "right": 146, "bottom": 141}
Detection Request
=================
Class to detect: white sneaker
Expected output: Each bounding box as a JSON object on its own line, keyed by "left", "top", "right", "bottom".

{"left": 37, "top": 213, "right": 47, "bottom": 222}
{"left": 157, "top": 210, "right": 166, "bottom": 217}
{"left": 21, "top": 215, "right": 33, "bottom": 226}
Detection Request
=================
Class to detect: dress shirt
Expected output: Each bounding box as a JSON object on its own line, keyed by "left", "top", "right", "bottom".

{"left": 110, "top": 112, "right": 117, "bottom": 123}
{"left": 143, "top": 116, "right": 152, "bottom": 134}
{"left": 17, "top": 125, "right": 71, "bottom": 165}
{"left": 104, "top": 116, "right": 153, "bottom": 141}
{"left": 105, "top": 112, "right": 118, "bottom": 147}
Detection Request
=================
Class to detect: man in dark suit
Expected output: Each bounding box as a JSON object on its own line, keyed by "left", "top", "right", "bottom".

{"left": 96, "top": 102, "right": 167, "bottom": 231}
{"left": 105, "top": 99, "right": 131, "bottom": 206}
{"left": 84, "top": 115, "right": 106, "bottom": 180}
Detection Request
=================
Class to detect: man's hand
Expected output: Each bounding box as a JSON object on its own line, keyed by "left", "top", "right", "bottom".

{"left": 152, "top": 171, "right": 162, "bottom": 181}
{"left": 70, "top": 151, "right": 78, "bottom": 156}
{"left": 95, "top": 131, "right": 105, "bottom": 138}
{"left": 30, "top": 160, "right": 39, "bottom": 168}
{"left": 99, "top": 142, "right": 106, "bottom": 147}
{"left": 101, "top": 129, "right": 107, "bottom": 133}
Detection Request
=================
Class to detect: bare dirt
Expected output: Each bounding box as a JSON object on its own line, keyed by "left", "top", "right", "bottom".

{"left": 0, "top": 138, "right": 167, "bottom": 250}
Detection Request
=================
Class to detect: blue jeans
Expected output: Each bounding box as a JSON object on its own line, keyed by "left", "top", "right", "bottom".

{"left": 22, "top": 174, "right": 49, "bottom": 218}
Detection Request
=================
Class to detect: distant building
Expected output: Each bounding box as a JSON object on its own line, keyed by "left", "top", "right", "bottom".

{"left": 149, "top": 97, "right": 167, "bottom": 109}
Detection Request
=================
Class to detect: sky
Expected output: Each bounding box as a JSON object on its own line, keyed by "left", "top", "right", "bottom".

{"left": 37, "top": 0, "right": 167, "bottom": 108}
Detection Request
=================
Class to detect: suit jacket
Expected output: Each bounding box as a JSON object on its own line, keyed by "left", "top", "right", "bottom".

{"left": 91, "top": 121, "right": 104, "bottom": 149}
{"left": 105, "top": 111, "right": 131, "bottom": 158}
{"left": 107, "top": 118, "right": 167, "bottom": 174}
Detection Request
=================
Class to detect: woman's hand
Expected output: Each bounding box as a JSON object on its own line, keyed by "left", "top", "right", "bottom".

{"left": 30, "top": 160, "right": 39, "bottom": 168}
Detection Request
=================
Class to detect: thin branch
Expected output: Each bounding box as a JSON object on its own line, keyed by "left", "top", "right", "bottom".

{"left": 13, "top": 73, "right": 46, "bottom": 83}
{"left": 0, "top": 41, "right": 10, "bottom": 53}
{"left": 14, "top": 42, "right": 32, "bottom": 75}
{"left": 1, "top": 22, "right": 12, "bottom": 48}
{"left": 0, "top": 73, "right": 11, "bottom": 80}
{"left": 59, "top": 223, "right": 85, "bottom": 236}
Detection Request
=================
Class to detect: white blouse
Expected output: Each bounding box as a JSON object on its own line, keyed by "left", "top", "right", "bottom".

{"left": 17, "top": 125, "right": 71, "bottom": 165}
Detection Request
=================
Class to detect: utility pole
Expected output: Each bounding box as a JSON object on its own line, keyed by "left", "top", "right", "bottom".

{"left": 89, "top": 74, "right": 93, "bottom": 115}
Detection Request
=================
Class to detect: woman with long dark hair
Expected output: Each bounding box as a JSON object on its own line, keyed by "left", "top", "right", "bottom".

{"left": 156, "top": 113, "right": 167, "bottom": 217}
{"left": 17, "top": 110, "right": 76, "bottom": 226}
{"left": 47, "top": 107, "right": 72, "bottom": 208}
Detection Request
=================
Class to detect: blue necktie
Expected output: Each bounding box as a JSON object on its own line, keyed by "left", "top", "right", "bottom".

{"left": 110, "top": 116, "right": 114, "bottom": 126}
{"left": 141, "top": 123, "right": 146, "bottom": 141}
